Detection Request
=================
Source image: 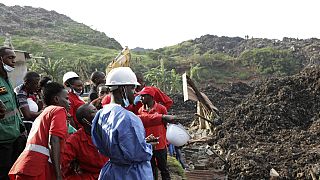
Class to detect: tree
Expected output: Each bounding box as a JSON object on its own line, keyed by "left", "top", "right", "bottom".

{"left": 144, "top": 59, "right": 182, "bottom": 93}
{"left": 29, "top": 57, "right": 66, "bottom": 82}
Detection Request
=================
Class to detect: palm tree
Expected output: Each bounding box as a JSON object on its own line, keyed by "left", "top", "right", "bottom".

{"left": 29, "top": 57, "right": 66, "bottom": 82}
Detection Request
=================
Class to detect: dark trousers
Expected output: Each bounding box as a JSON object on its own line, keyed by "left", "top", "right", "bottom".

{"left": 174, "top": 146, "right": 186, "bottom": 169}
{"left": 151, "top": 148, "right": 171, "bottom": 180}
{"left": 0, "top": 135, "right": 26, "bottom": 180}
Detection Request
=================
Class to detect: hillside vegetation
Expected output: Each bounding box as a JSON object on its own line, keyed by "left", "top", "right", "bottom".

{"left": 0, "top": 3, "right": 122, "bottom": 49}
{"left": 1, "top": 3, "right": 320, "bottom": 92}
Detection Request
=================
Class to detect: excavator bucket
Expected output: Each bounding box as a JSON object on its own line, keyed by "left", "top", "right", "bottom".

{"left": 106, "top": 46, "right": 131, "bottom": 74}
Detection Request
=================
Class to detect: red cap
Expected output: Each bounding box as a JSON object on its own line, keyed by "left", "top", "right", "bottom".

{"left": 137, "top": 87, "right": 155, "bottom": 97}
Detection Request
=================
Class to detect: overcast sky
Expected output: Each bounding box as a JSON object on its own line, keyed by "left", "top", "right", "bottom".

{"left": 1, "top": 0, "right": 320, "bottom": 49}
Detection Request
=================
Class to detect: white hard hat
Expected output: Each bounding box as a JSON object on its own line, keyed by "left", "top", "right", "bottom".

{"left": 63, "top": 72, "right": 79, "bottom": 84}
{"left": 106, "top": 67, "right": 140, "bottom": 86}
{"left": 27, "top": 98, "right": 38, "bottom": 112}
{"left": 166, "top": 123, "right": 191, "bottom": 146}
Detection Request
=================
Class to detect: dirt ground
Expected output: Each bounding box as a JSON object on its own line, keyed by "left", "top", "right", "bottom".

{"left": 169, "top": 66, "right": 320, "bottom": 179}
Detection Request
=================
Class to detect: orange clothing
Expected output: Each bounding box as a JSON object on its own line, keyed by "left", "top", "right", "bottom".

{"left": 138, "top": 102, "right": 168, "bottom": 150}
{"left": 68, "top": 92, "right": 85, "bottom": 129}
{"left": 9, "top": 106, "right": 68, "bottom": 180}
{"left": 62, "top": 128, "right": 108, "bottom": 180}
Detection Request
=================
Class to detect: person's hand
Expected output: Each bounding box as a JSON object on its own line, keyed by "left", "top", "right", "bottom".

{"left": 133, "top": 95, "right": 141, "bottom": 105}
{"left": 162, "top": 115, "right": 176, "bottom": 124}
{"left": 146, "top": 134, "right": 159, "bottom": 147}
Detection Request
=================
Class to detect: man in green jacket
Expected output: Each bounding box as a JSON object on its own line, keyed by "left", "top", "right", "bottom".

{"left": 0, "top": 46, "right": 26, "bottom": 180}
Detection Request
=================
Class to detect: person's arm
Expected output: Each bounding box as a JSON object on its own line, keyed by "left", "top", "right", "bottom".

{"left": 49, "top": 134, "right": 63, "bottom": 180}
{"left": 49, "top": 107, "right": 68, "bottom": 180}
{"left": 138, "top": 113, "right": 176, "bottom": 127}
{"left": 20, "top": 105, "right": 42, "bottom": 120}
{"left": 138, "top": 113, "right": 163, "bottom": 127}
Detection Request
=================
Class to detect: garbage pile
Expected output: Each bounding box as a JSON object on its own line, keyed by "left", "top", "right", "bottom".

{"left": 208, "top": 66, "right": 320, "bottom": 179}
{"left": 169, "top": 82, "right": 253, "bottom": 126}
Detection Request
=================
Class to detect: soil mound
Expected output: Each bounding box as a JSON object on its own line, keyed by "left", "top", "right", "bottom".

{"left": 209, "top": 66, "right": 320, "bottom": 179}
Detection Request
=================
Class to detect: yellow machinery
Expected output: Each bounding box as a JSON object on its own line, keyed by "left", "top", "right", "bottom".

{"left": 106, "top": 46, "right": 131, "bottom": 74}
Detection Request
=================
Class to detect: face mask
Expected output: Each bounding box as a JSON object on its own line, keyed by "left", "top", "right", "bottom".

{"left": 2, "top": 62, "right": 14, "bottom": 72}
{"left": 122, "top": 96, "right": 130, "bottom": 108}
{"left": 72, "top": 88, "right": 83, "bottom": 96}
{"left": 122, "top": 87, "right": 130, "bottom": 108}
{"left": 74, "top": 91, "right": 83, "bottom": 97}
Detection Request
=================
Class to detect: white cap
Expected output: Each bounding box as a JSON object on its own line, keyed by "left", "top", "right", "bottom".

{"left": 63, "top": 71, "right": 79, "bottom": 84}
{"left": 106, "top": 67, "right": 140, "bottom": 86}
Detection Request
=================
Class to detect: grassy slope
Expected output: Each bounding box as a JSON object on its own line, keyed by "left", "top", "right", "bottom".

{"left": 0, "top": 36, "right": 155, "bottom": 76}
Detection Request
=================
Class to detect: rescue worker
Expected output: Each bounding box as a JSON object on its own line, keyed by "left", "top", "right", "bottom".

{"left": 88, "top": 71, "right": 106, "bottom": 103}
{"left": 131, "top": 72, "right": 173, "bottom": 114}
{"left": 0, "top": 46, "right": 26, "bottom": 180}
{"left": 91, "top": 67, "right": 155, "bottom": 180}
{"left": 62, "top": 103, "right": 108, "bottom": 179}
{"left": 14, "top": 71, "right": 43, "bottom": 134}
{"left": 63, "top": 72, "right": 85, "bottom": 129}
{"left": 138, "top": 87, "right": 171, "bottom": 180}
{"left": 9, "top": 81, "right": 70, "bottom": 180}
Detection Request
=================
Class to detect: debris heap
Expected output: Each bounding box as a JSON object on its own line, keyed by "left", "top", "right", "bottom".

{"left": 209, "top": 66, "right": 320, "bottom": 179}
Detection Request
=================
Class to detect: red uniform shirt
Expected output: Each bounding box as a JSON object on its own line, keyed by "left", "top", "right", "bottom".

{"left": 102, "top": 86, "right": 173, "bottom": 114}
{"left": 151, "top": 86, "right": 173, "bottom": 110}
{"left": 62, "top": 128, "right": 109, "bottom": 180}
{"left": 68, "top": 92, "right": 85, "bottom": 129}
{"left": 132, "top": 86, "right": 173, "bottom": 115}
{"left": 101, "top": 94, "right": 111, "bottom": 107}
{"left": 9, "top": 106, "right": 68, "bottom": 180}
{"left": 138, "top": 102, "right": 168, "bottom": 150}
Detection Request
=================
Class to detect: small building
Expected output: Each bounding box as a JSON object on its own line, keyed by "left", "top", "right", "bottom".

{"left": 8, "top": 50, "right": 31, "bottom": 88}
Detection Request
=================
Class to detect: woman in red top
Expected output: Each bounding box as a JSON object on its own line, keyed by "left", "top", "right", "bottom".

{"left": 9, "top": 81, "right": 70, "bottom": 180}
{"left": 62, "top": 72, "right": 85, "bottom": 129}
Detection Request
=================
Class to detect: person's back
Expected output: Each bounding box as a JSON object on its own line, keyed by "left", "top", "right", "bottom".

{"left": 62, "top": 128, "right": 108, "bottom": 179}
{"left": 62, "top": 104, "right": 108, "bottom": 180}
{"left": 92, "top": 104, "right": 153, "bottom": 179}
{"left": 9, "top": 81, "right": 70, "bottom": 180}
{"left": 9, "top": 105, "right": 68, "bottom": 179}
{"left": 91, "top": 67, "right": 154, "bottom": 180}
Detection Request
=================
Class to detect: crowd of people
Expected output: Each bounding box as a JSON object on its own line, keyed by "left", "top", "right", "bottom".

{"left": 0, "top": 46, "right": 187, "bottom": 180}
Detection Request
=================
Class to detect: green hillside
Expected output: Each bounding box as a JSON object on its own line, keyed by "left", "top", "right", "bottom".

{"left": 0, "top": 3, "right": 122, "bottom": 49}
{"left": 0, "top": 36, "right": 154, "bottom": 82}
{"left": 1, "top": 3, "right": 319, "bottom": 93}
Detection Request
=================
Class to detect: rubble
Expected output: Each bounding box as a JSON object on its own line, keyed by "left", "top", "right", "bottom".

{"left": 209, "top": 66, "right": 320, "bottom": 179}
{"left": 170, "top": 66, "right": 320, "bottom": 179}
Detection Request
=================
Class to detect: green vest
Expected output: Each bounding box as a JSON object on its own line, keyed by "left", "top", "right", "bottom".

{"left": 0, "top": 77, "right": 23, "bottom": 143}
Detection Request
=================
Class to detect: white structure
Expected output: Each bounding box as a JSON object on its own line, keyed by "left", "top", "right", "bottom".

{"left": 8, "top": 50, "right": 31, "bottom": 88}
